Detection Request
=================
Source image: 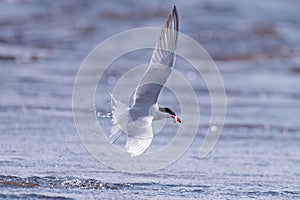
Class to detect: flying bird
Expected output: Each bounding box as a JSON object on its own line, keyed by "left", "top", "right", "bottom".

{"left": 110, "top": 6, "right": 181, "bottom": 157}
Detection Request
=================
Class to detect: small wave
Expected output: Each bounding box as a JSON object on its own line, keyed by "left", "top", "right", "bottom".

{"left": 0, "top": 175, "right": 131, "bottom": 190}
{"left": 131, "top": 182, "right": 209, "bottom": 193}
{"left": 0, "top": 53, "right": 39, "bottom": 62}
{"left": 241, "top": 190, "right": 300, "bottom": 198}
{"left": 0, "top": 193, "right": 72, "bottom": 200}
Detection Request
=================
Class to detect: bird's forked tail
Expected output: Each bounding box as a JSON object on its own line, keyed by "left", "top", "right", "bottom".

{"left": 109, "top": 94, "right": 129, "bottom": 143}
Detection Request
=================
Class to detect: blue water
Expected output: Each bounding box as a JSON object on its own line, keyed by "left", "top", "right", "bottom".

{"left": 1, "top": 0, "right": 300, "bottom": 199}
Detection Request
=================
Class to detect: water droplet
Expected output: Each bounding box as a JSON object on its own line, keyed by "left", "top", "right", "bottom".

{"left": 210, "top": 125, "right": 218, "bottom": 132}
{"left": 187, "top": 71, "right": 196, "bottom": 81}
{"left": 108, "top": 76, "right": 116, "bottom": 85}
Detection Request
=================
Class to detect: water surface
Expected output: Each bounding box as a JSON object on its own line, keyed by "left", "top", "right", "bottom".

{"left": 0, "top": 0, "right": 300, "bottom": 199}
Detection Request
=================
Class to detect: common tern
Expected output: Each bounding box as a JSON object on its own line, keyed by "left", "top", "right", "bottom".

{"left": 110, "top": 6, "right": 181, "bottom": 157}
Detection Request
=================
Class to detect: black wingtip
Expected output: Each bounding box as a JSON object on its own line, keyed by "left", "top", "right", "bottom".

{"left": 168, "top": 5, "right": 178, "bottom": 33}
{"left": 172, "top": 5, "right": 178, "bottom": 16}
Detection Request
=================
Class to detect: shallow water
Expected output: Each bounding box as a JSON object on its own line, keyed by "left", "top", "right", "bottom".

{"left": 1, "top": 0, "right": 300, "bottom": 199}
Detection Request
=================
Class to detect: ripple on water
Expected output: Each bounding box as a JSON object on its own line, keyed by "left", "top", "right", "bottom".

{"left": 0, "top": 175, "right": 131, "bottom": 190}
{"left": 0, "top": 193, "right": 73, "bottom": 200}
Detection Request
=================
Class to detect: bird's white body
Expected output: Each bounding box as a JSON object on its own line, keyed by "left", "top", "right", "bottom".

{"left": 110, "top": 6, "right": 180, "bottom": 157}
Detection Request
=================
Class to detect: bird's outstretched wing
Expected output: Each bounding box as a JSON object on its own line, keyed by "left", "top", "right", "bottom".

{"left": 125, "top": 116, "right": 153, "bottom": 157}
{"left": 132, "top": 6, "right": 179, "bottom": 109}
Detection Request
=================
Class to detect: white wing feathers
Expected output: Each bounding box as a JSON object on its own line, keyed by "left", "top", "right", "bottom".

{"left": 132, "top": 6, "right": 179, "bottom": 108}
{"left": 150, "top": 6, "right": 179, "bottom": 66}
{"left": 125, "top": 136, "right": 153, "bottom": 157}
{"left": 110, "top": 95, "right": 153, "bottom": 157}
{"left": 125, "top": 116, "right": 153, "bottom": 157}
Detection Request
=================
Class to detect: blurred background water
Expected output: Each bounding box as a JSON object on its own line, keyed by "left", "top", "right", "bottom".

{"left": 0, "top": 0, "right": 300, "bottom": 199}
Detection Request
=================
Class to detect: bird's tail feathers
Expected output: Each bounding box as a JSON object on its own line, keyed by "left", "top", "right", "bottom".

{"left": 109, "top": 93, "right": 129, "bottom": 143}
{"left": 110, "top": 124, "right": 122, "bottom": 144}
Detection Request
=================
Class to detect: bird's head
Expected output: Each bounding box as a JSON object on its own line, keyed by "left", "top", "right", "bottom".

{"left": 159, "top": 107, "right": 182, "bottom": 124}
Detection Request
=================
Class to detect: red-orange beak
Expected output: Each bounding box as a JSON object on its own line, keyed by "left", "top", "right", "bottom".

{"left": 171, "top": 115, "right": 182, "bottom": 123}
